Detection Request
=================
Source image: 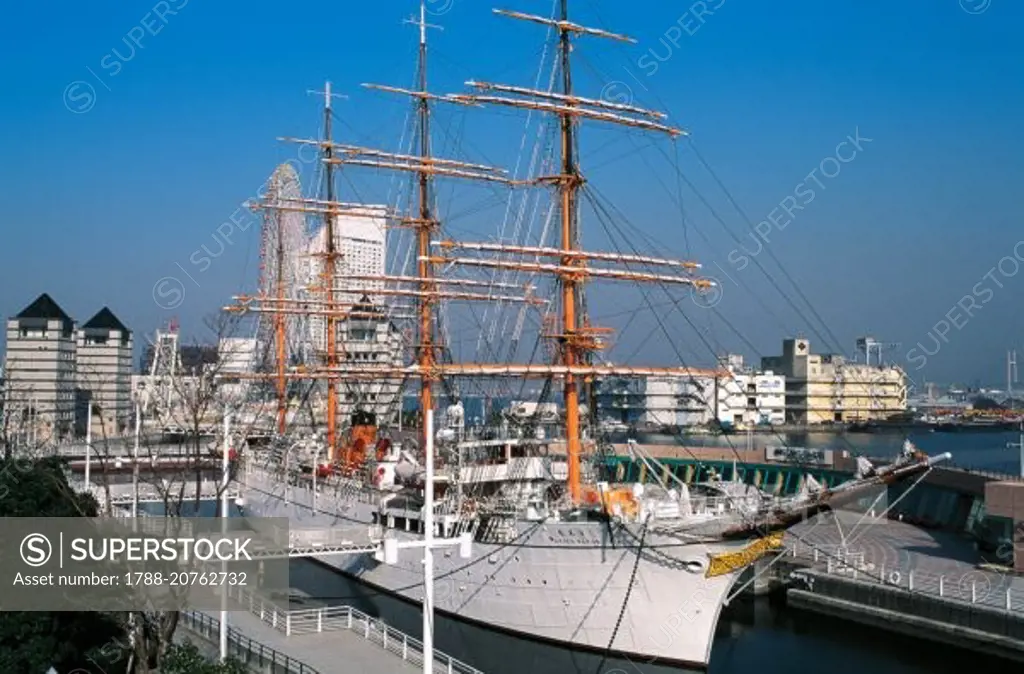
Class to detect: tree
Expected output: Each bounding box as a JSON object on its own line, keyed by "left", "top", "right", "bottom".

{"left": 0, "top": 457, "right": 126, "bottom": 674}
{"left": 160, "top": 642, "right": 247, "bottom": 674}
{"left": 0, "top": 375, "right": 60, "bottom": 462}
{"left": 0, "top": 318, "right": 267, "bottom": 674}
{"left": 99, "top": 312, "right": 268, "bottom": 672}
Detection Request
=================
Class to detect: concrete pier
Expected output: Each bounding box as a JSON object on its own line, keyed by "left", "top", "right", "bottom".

{"left": 773, "top": 511, "right": 1024, "bottom": 661}
{"left": 788, "top": 573, "right": 1024, "bottom": 663}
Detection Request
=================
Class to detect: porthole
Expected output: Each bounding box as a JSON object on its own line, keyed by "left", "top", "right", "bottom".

{"left": 682, "top": 558, "right": 706, "bottom": 574}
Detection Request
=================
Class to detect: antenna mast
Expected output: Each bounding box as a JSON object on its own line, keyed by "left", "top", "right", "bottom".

{"left": 1009, "top": 349, "right": 1017, "bottom": 412}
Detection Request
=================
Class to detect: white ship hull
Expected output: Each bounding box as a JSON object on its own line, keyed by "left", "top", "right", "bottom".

{"left": 242, "top": 469, "right": 749, "bottom": 669}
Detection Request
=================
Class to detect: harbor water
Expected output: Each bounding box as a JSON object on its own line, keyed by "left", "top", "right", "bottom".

{"left": 632, "top": 428, "right": 1024, "bottom": 475}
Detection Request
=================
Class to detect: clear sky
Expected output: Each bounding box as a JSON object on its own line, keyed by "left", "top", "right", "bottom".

{"left": 1, "top": 0, "right": 1022, "bottom": 388}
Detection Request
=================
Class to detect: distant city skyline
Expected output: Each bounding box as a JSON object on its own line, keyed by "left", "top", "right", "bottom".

{"left": 1, "top": 1, "right": 1022, "bottom": 387}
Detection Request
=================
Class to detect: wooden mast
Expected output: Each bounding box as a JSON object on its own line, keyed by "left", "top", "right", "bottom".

{"left": 275, "top": 201, "right": 287, "bottom": 433}
{"left": 322, "top": 82, "right": 340, "bottom": 462}
{"left": 556, "top": 0, "right": 582, "bottom": 504}
{"left": 451, "top": 3, "right": 687, "bottom": 505}
{"left": 415, "top": 0, "right": 435, "bottom": 455}
{"left": 222, "top": 3, "right": 725, "bottom": 496}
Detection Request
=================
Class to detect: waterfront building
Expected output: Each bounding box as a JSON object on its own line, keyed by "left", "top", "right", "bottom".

{"left": 3, "top": 293, "right": 77, "bottom": 441}
{"left": 596, "top": 356, "right": 786, "bottom": 429}
{"left": 76, "top": 307, "right": 133, "bottom": 433}
{"left": 596, "top": 374, "right": 715, "bottom": 427}
{"left": 715, "top": 354, "right": 786, "bottom": 426}
{"left": 762, "top": 338, "right": 907, "bottom": 424}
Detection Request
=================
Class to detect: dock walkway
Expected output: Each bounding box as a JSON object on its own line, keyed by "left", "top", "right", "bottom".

{"left": 783, "top": 511, "right": 1024, "bottom": 612}
{"left": 777, "top": 511, "right": 1024, "bottom": 661}
{"left": 214, "top": 586, "right": 482, "bottom": 674}
{"left": 177, "top": 583, "right": 482, "bottom": 674}
{"left": 186, "top": 607, "right": 420, "bottom": 674}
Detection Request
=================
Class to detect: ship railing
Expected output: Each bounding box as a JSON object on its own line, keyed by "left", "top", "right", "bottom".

{"left": 224, "top": 585, "right": 483, "bottom": 674}
{"left": 688, "top": 495, "right": 762, "bottom": 517}
{"left": 242, "top": 463, "right": 379, "bottom": 506}
{"left": 786, "top": 539, "right": 1024, "bottom": 614}
{"left": 475, "top": 497, "right": 521, "bottom": 516}
{"left": 179, "top": 608, "right": 320, "bottom": 674}
{"left": 861, "top": 455, "right": 1024, "bottom": 483}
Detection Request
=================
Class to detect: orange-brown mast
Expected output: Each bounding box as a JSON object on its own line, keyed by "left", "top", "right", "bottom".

{"left": 275, "top": 206, "right": 287, "bottom": 433}
{"left": 415, "top": 0, "right": 435, "bottom": 454}
{"left": 555, "top": 0, "right": 584, "bottom": 503}
{"left": 322, "top": 82, "right": 340, "bottom": 462}
{"left": 222, "top": 4, "right": 719, "bottom": 496}
{"left": 450, "top": 3, "right": 685, "bottom": 505}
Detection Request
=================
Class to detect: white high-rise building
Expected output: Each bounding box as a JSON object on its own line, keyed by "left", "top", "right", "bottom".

{"left": 307, "top": 206, "right": 388, "bottom": 355}
{"left": 217, "top": 337, "right": 259, "bottom": 403}
{"left": 77, "top": 307, "right": 133, "bottom": 433}
{"left": 303, "top": 205, "right": 404, "bottom": 425}
{"left": 4, "top": 293, "right": 77, "bottom": 441}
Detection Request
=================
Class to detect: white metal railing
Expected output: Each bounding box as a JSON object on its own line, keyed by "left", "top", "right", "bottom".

{"left": 787, "top": 540, "right": 1024, "bottom": 613}
{"left": 180, "top": 609, "right": 320, "bottom": 674}
{"left": 71, "top": 478, "right": 240, "bottom": 510}
{"left": 226, "top": 586, "right": 483, "bottom": 674}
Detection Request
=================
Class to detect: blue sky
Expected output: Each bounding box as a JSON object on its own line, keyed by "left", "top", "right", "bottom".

{"left": 1, "top": 0, "right": 1022, "bottom": 387}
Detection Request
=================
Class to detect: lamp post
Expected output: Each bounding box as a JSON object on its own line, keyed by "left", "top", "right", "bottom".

{"left": 132, "top": 403, "right": 140, "bottom": 518}
{"left": 220, "top": 413, "right": 231, "bottom": 661}
{"left": 85, "top": 400, "right": 93, "bottom": 490}
{"left": 312, "top": 446, "right": 321, "bottom": 515}
{"left": 375, "top": 410, "right": 472, "bottom": 674}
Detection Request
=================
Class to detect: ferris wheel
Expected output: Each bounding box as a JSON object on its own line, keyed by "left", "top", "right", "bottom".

{"left": 257, "top": 162, "right": 310, "bottom": 368}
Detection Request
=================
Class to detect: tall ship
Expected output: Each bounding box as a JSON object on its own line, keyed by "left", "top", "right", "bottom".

{"left": 227, "top": 2, "right": 950, "bottom": 669}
